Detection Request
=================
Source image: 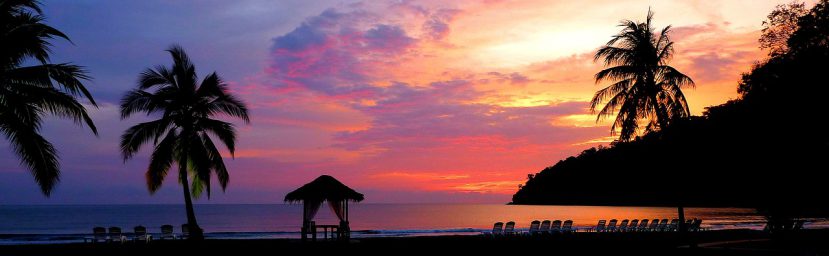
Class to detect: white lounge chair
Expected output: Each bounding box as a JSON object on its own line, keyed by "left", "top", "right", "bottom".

{"left": 108, "top": 227, "right": 126, "bottom": 243}
{"left": 181, "top": 224, "right": 191, "bottom": 239}
{"left": 160, "top": 225, "right": 176, "bottom": 240}
{"left": 133, "top": 226, "right": 152, "bottom": 243}
{"left": 84, "top": 227, "right": 107, "bottom": 243}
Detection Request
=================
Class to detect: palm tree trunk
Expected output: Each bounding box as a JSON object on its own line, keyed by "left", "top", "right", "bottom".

{"left": 678, "top": 206, "right": 687, "bottom": 235}
{"left": 179, "top": 153, "right": 204, "bottom": 240}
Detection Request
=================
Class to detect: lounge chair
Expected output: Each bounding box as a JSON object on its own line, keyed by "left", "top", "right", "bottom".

{"left": 667, "top": 219, "right": 679, "bottom": 232}
{"left": 606, "top": 219, "right": 618, "bottom": 232}
{"left": 487, "top": 222, "right": 504, "bottom": 236}
{"left": 618, "top": 219, "right": 629, "bottom": 232}
{"left": 133, "top": 226, "right": 152, "bottom": 243}
{"left": 159, "top": 225, "right": 176, "bottom": 240}
{"left": 181, "top": 224, "right": 191, "bottom": 239}
{"left": 591, "top": 220, "right": 606, "bottom": 232}
{"left": 108, "top": 227, "right": 126, "bottom": 243}
{"left": 647, "top": 219, "right": 660, "bottom": 232}
{"left": 793, "top": 219, "right": 806, "bottom": 230}
{"left": 528, "top": 220, "right": 541, "bottom": 235}
{"left": 688, "top": 218, "right": 703, "bottom": 232}
{"left": 562, "top": 220, "right": 575, "bottom": 233}
{"left": 637, "top": 219, "right": 649, "bottom": 232}
{"left": 657, "top": 219, "right": 669, "bottom": 232}
{"left": 551, "top": 220, "right": 562, "bottom": 233}
{"left": 628, "top": 219, "right": 639, "bottom": 232}
{"left": 84, "top": 227, "right": 107, "bottom": 243}
{"left": 539, "top": 220, "right": 551, "bottom": 235}
{"left": 504, "top": 221, "right": 516, "bottom": 235}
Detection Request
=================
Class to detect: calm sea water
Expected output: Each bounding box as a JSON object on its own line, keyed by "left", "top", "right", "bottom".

{"left": 0, "top": 204, "right": 826, "bottom": 244}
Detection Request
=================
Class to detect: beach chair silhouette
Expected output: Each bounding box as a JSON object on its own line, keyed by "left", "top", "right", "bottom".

{"left": 133, "top": 226, "right": 152, "bottom": 243}
{"left": 85, "top": 227, "right": 107, "bottom": 243}
{"left": 108, "top": 227, "right": 126, "bottom": 243}
{"left": 527, "top": 220, "right": 541, "bottom": 235}
{"left": 618, "top": 219, "right": 630, "bottom": 232}
{"left": 607, "top": 219, "right": 618, "bottom": 232}
{"left": 562, "top": 220, "right": 575, "bottom": 233}
{"left": 636, "top": 219, "right": 649, "bottom": 232}
{"left": 592, "top": 220, "right": 606, "bottom": 232}
{"left": 503, "top": 221, "right": 516, "bottom": 235}
{"left": 539, "top": 220, "right": 551, "bottom": 234}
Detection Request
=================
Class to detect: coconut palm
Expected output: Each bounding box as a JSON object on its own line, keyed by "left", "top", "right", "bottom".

{"left": 591, "top": 9, "right": 694, "bottom": 142}
{"left": 120, "top": 45, "right": 249, "bottom": 239}
{"left": 591, "top": 9, "right": 695, "bottom": 234}
{"left": 1, "top": 0, "right": 97, "bottom": 196}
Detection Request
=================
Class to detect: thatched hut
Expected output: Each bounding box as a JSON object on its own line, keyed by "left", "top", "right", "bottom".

{"left": 284, "top": 175, "right": 364, "bottom": 240}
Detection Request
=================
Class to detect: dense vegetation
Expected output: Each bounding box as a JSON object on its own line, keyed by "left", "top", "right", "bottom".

{"left": 512, "top": 1, "right": 829, "bottom": 216}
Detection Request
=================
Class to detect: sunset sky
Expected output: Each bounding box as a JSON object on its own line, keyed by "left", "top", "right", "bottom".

{"left": 0, "top": 0, "right": 811, "bottom": 204}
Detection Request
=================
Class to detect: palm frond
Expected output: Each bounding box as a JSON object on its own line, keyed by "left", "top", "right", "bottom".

{"left": 0, "top": 113, "right": 59, "bottom": 196}
{"left": 146, "top": 129, "right": 178, "bottom": 193}
{"left": 120, "top": 119, "right": 173, "bottom": 160}
{"left": 201, "top": 134, "right": 229, "bottom": 190}
{"left": 199, "top": 118, "right": 237, "bottom": 156}
{"left": 9, "top": 84, "right": 97, "bottom": 134}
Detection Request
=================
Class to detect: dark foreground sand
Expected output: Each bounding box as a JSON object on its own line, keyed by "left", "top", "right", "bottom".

{"left": 2, "top": 230, "right": 828, "bottom": 256}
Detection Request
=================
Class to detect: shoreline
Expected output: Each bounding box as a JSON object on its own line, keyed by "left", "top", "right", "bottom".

{"left": 2, "top": 229, "right": 828, "bottom": 255}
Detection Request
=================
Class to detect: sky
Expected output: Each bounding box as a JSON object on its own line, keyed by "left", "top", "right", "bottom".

{"left": 0, "top": 0, "right": 810, "bottom": 204}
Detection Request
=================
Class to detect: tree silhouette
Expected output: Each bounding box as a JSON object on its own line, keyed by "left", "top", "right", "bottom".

{"left": 591, "top": 9, "right": 694, "bottom": 142}
{"left": 515, "top": 1, "right": 829, "bottom": 231}
{"left": 0, "top": 0, "right": 98, "bottom": 196}
{"left": 759, "top": 1, "right": 807, "bottom": 57}
{"left": 120, "top": 45, "right": 249, "bottom": 240}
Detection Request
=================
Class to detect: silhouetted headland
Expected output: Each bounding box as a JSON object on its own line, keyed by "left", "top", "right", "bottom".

{"left": 512, "top": 1, "right": 829, "bottom": 220}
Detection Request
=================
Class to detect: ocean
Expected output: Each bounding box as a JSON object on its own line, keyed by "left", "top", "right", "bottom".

{"left": 0, "top": 204, "right": 826, "bottom": 244}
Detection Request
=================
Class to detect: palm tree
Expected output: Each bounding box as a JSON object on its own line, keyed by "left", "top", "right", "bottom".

{"left": 591, "top": 9, "right": 694, "bottom": 142}
{"left": 591, "top": 10, "right": 694, "bottom": 234}
{"left": 1, "top": 0, "right": 98, "bottom": 196}
{"left": 120, "top": 45, "right": 249, "bottom": 240}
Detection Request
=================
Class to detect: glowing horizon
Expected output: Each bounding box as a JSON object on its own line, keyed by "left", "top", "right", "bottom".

{"left": 0, "top": 0, "right": 812, "bottom": 204}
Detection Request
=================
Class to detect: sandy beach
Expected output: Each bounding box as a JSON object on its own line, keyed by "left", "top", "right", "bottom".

{"left": 2, "top": 229, "right": 828, "bottom": 256}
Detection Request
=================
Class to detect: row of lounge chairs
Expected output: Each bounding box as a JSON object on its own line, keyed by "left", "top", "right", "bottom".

{"left": 485, "top": 218, "right": 706, "bottom": 236}
{"left": 486, "top": 220, "right": 577, "bottom": 236}
{"left": 587, "top": 218, "right": 704, "bottom": 232}
{"left": 84, "top": 224, "right": 191, "bottom": 243}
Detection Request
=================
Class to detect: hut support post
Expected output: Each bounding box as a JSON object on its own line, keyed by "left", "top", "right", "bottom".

{"left": 301, "top": 201, "right": 307, "bottom": 241}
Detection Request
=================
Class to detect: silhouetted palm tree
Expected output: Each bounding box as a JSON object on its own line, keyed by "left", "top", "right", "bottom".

{"left": 120, "top": 45, "right": 249, "bottom": 240}
{"left": 1, "top": 0, "right": 97, "bottom": 196}
{"left": 591, "top": 9, "right": 694, "bottom": 142}
{"left": 591, "top": 9, "right": 694, "bottom": 234}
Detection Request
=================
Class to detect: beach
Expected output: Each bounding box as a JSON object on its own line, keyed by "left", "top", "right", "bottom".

{"left": 2, "top": 229, "right": 828, "bottom": 256}
{"left": 4, "top": 204, "right": 822, "bottom": 244}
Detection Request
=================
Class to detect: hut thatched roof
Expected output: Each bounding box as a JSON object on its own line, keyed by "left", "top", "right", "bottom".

{"left": 284, "top": 175, "right": 364, "bottom": 203}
